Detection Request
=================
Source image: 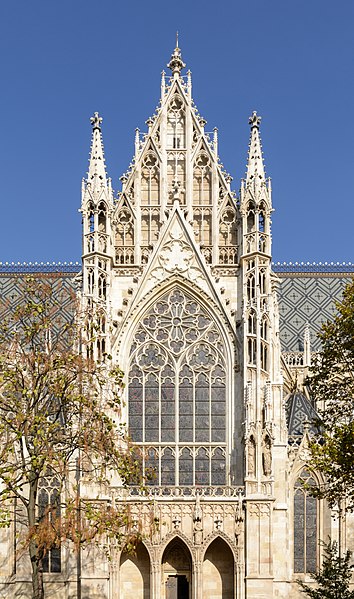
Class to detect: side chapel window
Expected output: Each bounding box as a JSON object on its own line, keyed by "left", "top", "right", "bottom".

{"left": 38, "top": 475, "right": 61, "bottom": 573}
{"left": 294, "top": 470, "right": 318, "bottom": 574}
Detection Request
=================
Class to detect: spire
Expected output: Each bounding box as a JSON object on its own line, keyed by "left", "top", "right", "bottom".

{"left": 246, "top": 111, "right": 266, "bottom": 183}
{"left": 88, "top": 112, "right": 107, "bottom": 189}
{"left": 167, "top": 33, "right": 186, "bottom": 78}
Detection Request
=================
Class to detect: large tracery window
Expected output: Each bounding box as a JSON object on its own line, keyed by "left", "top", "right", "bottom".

{"left": 128, "top": 287, "right": 227, "bottom": 487}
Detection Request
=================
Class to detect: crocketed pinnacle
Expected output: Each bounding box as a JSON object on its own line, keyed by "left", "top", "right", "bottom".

{"left": 167, "top": 33, "right": 186, "bottom": 76}
{"left": 88, "top": 112, "right": 107, "bottom": 189}
{"left": 246, "top": 111, "right": 266, "bottom": 183}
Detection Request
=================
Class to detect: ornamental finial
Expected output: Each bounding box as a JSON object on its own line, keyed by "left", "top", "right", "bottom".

{"left": 90, "top": 112, "right": 103, "bottom": 130}
{"left": 249, "top": 111, "right": 261, "bottom": 129}
{"left": 167, "top": 35, "right": 186, "bottom": 76}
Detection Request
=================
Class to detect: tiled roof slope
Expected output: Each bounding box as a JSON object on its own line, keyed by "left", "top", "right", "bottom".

{"left": 274, "top": 263, "right": 354, "bottom": 352}
{"left": 0, "top": 262, "right": 353, "bottom": 353}
{"left": 0, "top": 268, "right": 80, "bottom": 338}
{"left": 286, "top": 390, "right": 320, "bottom": 436}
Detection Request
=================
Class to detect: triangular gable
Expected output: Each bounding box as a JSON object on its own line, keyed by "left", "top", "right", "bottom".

{"left": 116, "top": 201, "right": 236, "bottom": 337}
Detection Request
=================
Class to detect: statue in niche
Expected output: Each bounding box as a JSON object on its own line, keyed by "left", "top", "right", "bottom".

{"left": 248, "top": 437, "right": 256, "bottom": 477}
{"left": 235, "top": 496, "right": 243, "bottom": 546}
{"left": 262, "top": 435, "right": 272, "bottom": 477}
{"left": 193, "top": 491, "right": 203, "bottom": 545}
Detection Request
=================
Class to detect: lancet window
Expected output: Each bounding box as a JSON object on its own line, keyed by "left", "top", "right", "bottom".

{"left": 167, "top": 95, "right": 185, "bottom": 149}
{"left": 247, "top": 203, "right": 256, "bottom": 233}
{"left": 166, "top": 96, "right": 186, "bottom": 204}
{"left": 85, "top": 203, "right": 95, "bottom": 253}
{"left": 294, "top": 470, "right": 318, "bottom": 573}
{"left": 218, "top": 206, "right": 238, "bottom": 265}
{"left": 141, "top": 152, "right": 160, "bottom": 206}
{"left": 128, "top": 287, "right": 227, "bottom": 487}
{"left": 38, "top": 475, "right": 61, "bottom": 573}
{"left": 115, "top": 207, "right": 134, "bottom": 265}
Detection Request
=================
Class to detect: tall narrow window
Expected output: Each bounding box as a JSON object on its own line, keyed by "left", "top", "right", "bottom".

{"left": 38, "top": 476, "right": 61, "bottom": 573}
{"left": 294, "top": 470, "right": 318, "bottom": 573}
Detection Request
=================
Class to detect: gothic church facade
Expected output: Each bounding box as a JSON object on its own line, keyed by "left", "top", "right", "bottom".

{"left": 0, "top": 42, "right": 353, "bottom": 599}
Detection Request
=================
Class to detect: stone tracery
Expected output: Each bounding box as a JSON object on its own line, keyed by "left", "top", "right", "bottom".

{"left": 128, "top": 286, "right": 227, "bottom": 486}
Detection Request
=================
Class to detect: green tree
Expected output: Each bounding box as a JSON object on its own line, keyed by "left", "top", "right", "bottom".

{"left": 307, "top": 279, "right": 354, "bottom": 510}
{"left": 297, "top": 540, "right": 354, "bottom": 599}
{"left": 0, "top": 277, "right": 142, "bottom": 599}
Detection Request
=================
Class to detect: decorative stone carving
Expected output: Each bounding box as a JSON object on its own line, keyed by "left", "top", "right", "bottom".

{"left": 248, "top": 437, "right": 256, "bottom": 477}
{"left": 262, "top": 435, "right": 272, "bottom": 477}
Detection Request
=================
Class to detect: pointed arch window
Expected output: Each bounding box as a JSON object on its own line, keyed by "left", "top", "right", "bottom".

{"left": 142, "top": 152, "right": 160, "bottom": 206}
{"left": 219, "top": 205, "right": 238, "bottom": 265}
{"left": 128, "top": 287, "right": 227, "bottom": 487}
{"left": 115, "top": 206, "right": 134, "bottom": 265}
{"left": 294, "top": 470, "right": 318, "bottom": 573}
{"left": 38, "top": 475, "right": 61, "bottom": 573}
{"left": 98, "top": 202, "right": 107, "bottom": 232}
{"left": 167, "top": 95, "right": 185, "bottom": 149}
{"left": 247, "top": 203, "right": 256, "bottom": 233}
{"left": 247, "top": 273, "right": 256, "bottom": 301}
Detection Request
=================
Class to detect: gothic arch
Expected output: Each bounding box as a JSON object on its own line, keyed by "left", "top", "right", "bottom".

{"left": 116, "top": 275, "right": 237, "bottom": 369}
{"left": 202, "top": 536, "right": 235, "bottom": 599}
{"left": 118, "top": 539, "right": 154, "bottom": 564}
{"left": 291, "top": 467, "right": 320, "bottom": 575}
{"left": 159, "top": 531, "right": 196, "bottom": 563}
{"left": 119, "top": 542, "right": 151, "bottom": 599}
{"left": 125, "top": 282, "right": 232, "bottom": 486}
{"left": 201, "top": 531, "right": 238, "bottom": 562}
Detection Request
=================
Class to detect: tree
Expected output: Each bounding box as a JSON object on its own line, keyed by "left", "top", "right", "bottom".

{"left": 0, "top": 276, "right": 142, "bottom": 599}
{"left": 307, "top": 279, "right": 354, "bottom": 510}
{"left": 297, "top": 540, "right": 354, "bottom": 599}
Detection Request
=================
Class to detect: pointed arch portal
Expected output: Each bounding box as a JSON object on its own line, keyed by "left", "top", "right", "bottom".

{"left": 162, "top": 539, "right": 192, "bottom": 599}
{"left": 128, "top": 285, "right": 228, "bottom": 487}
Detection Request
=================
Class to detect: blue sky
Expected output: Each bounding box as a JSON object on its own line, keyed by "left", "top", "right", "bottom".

{"left": 1, "top": 0, "right": 353, "bottom": 263}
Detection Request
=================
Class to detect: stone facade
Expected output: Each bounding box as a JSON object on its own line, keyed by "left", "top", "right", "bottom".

{"left": 0, "top": 42, "right": 353, "bottom": 599}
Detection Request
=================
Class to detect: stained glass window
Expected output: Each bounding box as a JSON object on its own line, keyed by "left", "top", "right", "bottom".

{"left": 128, "top": 287, "right": 227, "bottom": 486}
{"left": 294, "top": 470, "right": 318, "bottom": 573}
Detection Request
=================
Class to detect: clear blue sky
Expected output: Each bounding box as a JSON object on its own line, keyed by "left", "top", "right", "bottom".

{"left": 1, "top": 0, "right": 353, "bottom": 263}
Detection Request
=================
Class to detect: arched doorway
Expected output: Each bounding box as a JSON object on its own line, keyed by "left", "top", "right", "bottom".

{"left": 162, "top": 539, "right": 192, "bottom": 599}
{"left": 120, "top": 543, "right": 150, "bottom": 599}
{"left": 203, "top": 537, "right": 234, "bottom": 599}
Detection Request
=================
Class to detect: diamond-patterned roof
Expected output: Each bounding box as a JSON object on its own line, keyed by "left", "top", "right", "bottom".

{"left": 276, "top": 272, "right": 353, "bottom": 351}
{"left": 0, "top": 272, "right": 79, "bottom": 340}
{"left": 0, "top": 266, "right": 352, "bottom": 355}
{"left": 286, "top": 390, "right": 320, "bottom": 436}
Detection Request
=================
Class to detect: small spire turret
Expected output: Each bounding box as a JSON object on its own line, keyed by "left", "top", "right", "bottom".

{"left": 167, "top": 33, "right": 186, "bottom": 78}
{"left": 88, "top": 112, "right": 108, "bottom": 190}
{"left": 246, "top": 111, "right": 266, "bottom": 183}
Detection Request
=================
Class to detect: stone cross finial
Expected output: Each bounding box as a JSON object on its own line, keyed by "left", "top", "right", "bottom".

{"left": 167, "top": 35, "right": 186, "bottom": 76}
{"left": 90, "top": 112, "right": 103, "bottom": 130}
{"left": 249, "top": 111, "right": 261, "bottom": 129}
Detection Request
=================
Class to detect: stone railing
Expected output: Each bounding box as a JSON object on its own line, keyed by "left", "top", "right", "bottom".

{"left": 120, "top": 485, "right": 245, "bottom": 500}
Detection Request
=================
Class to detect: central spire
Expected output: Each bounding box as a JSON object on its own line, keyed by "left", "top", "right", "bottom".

{"left": 167, "top": 33, "right": 186, "bottom": 78}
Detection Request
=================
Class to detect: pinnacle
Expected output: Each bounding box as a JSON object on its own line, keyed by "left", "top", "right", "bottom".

{"left": 87, "top": 112, "right": 107, "bottom": 189}
{"left": 246, "top": 111, "right": 266, "bottom": 183}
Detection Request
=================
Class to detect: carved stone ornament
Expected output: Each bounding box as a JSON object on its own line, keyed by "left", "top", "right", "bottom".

{"left": 149, "top": 220, "right": 208, "bottom": 293}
